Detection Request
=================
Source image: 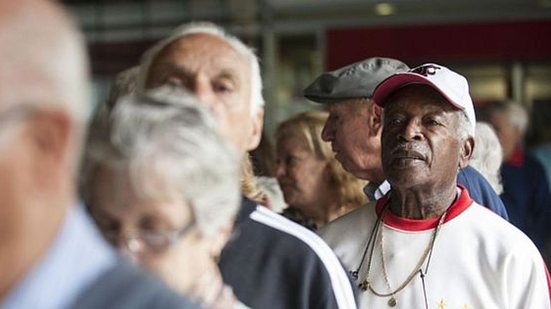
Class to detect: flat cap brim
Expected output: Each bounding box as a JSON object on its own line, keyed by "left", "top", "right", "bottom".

{"left": 304, "top": 57, "right": 409, "bottom": 104}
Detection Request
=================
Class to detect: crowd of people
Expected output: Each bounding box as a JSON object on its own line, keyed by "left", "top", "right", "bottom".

{"left": 1, "top": 0, "right": 550, "bottom": 308}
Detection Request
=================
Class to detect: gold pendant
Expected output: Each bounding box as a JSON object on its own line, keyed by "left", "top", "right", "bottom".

{"left": 388, "top": 297, "right": 397, "bottom": 307}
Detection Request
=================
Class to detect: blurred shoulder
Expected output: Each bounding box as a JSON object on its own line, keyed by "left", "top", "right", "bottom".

{"left": 72, "top": 260, "right": 199, "bottom": 309}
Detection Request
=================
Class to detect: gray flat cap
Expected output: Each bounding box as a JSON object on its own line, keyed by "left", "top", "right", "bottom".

{"left": 304, "top": 57, "right": 409, "bottom": 104}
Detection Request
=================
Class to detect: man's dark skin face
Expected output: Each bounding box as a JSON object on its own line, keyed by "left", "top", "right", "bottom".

{"left": 381, "top": 85, "right": 472, "bottom": 218}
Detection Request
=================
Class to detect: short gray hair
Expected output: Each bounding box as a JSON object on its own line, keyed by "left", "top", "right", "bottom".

{"left": 138, "top": 22, "right": 264, "bottom": 116}
{"left": 457, "top": 109, "right": 474, "bottom": 140}
{"left": 469, "top": 122, "right": 503, "bottom": 194}
{"left": 81, "top": 86, "right": 241, "bottom": 236}
{"left": 506, "top": 101, "right": 529, "bottom": 134}
{"left": 481, "top": 100, "right": 529, "bottom": 135}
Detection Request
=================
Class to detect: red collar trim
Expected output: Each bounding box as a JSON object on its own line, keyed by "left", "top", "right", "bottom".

{"left": 375, "top": 185, "right": 473, "bottom": 231}
{"left": 507, "top": 146, "right": 524, "bottom": 167}
{"left": 545, "top": 263, "right": 551, "bottom": 302}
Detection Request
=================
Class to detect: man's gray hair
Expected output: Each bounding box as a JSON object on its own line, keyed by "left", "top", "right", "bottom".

{"left": 481, "top": 100, "right": 529, "bottom": 135}
{"left": 469, "top": 122, "right": 503, "bottom": 194}
{"left": 457, "top": 110, "right": 474, "bottom": 140}
{"left": 138, "top": 22, "right": 264, "bottom": 116}
{"left": 81, "top": 86, "right": 241, "bottom": 236}
{"left": 506, "top": 101, "right": 529, "bottom": 134}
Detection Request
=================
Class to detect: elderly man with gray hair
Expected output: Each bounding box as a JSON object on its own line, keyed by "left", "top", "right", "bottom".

{"left": 0, "top": 0, "right": 197, "bottom": 308}
{"left": 481, "top": 101, "right": 551, "bottom": 254}
{"left": 137, "top": 22, "right": 357, "bottom": 309}
{"left": 320, "top": 63, "right": 551, "bottom": 308}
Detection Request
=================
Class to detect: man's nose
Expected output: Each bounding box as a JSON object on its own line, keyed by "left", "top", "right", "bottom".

{"left": 321, "top": 122, "right": 333, "bottom": 142}
{"left": 192, "top": 78, "right": 216, "bottom": 111}
{"left": 399, "top": 119, "right": 423, "bottom": 141}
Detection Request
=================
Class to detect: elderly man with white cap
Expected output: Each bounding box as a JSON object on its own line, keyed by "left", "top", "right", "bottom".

{"left": 320, "top": 63, "right": 551, "bottom": 308}
{"left": 305, "top": 57, "right": 509, "bottom": 220}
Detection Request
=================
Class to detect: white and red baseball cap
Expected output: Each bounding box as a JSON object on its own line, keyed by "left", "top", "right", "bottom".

{"left": 372, "top": 63, "right": 476, "bottom": 135}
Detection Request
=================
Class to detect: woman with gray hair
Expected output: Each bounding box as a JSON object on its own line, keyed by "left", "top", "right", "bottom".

{"left": 81, "top": 87, "right": 246, "bottom": 308}
{"left": 469, "top": 122, "right": 503, "bottom": 194}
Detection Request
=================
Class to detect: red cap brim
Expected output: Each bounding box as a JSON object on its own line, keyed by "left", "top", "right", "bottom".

{"left": 372, "top": 73, "right": 464, "bottom": 110}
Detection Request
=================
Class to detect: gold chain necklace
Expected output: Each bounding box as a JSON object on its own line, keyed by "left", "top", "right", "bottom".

{"left": 359, "top": 206, "right": 449, "bottom": 307}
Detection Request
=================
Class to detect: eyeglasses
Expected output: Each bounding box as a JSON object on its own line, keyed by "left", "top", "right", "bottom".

{"left": 101, "top": 220, "right": 195, "bottom": 254}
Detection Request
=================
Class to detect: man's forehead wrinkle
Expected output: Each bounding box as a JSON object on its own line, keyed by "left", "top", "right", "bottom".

{"left": 169, "top": 33, "right": 245, "bottom": 60}
{"left": 156, "top": 39, "right": 246, "bottom": 80}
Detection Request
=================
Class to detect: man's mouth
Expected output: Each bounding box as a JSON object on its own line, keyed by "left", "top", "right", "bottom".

{"left": 392, "top": 150, "right": 425, "bottom": 161}
{"left": 389, "top": 146, "right": 427, "bottom": 168}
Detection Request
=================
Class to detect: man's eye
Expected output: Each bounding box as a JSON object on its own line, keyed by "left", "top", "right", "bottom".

{"left": 213, "top": 82, "right": 234, "bottom": 93}
{"left": 286, "top": 157, "right": 296, "bottom": 166}
{"left": 425, "top": 118, "right": 441, "bottom": 126}
{"left": 387, "top": 117, "right": 403, "bottom": 126}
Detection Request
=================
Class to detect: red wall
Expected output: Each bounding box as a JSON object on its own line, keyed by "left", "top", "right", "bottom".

{"left": 325, "top": 20, "right": 551, "bottom": 70}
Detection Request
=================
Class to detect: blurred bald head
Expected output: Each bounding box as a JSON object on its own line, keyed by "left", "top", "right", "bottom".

{"left": 0, "top": 0, "right": 89, "bottom": 125}
{"left": 0, "top": 1, "right": 90, "bottom": 296}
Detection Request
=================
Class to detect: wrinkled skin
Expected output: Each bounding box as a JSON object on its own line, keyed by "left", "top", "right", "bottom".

{"left": 321, "top": 99, "right": 384, "bottom": 182}
{"left": 381, "top": 85, "right": 473, "bottom": 218}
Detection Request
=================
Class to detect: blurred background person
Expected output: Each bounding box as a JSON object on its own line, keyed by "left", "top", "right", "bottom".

{"left": 249, "top": 133, "right": 287, "bottom": 212}
{"left": 481, "top": 100, "right": 551, "bottom": 251}
{"left": 250, "top": 132, "right": 277, "bottom": 177}
{"left": 0, "top": 1, "right": 197, "bottom": 308}
{"left": 469, "top": 122, "right": 504, "bottom": 194}
{"left": 275, "top": 110, "right": 368, "bottom": 230}
{"left": 81, "top": 88, "right": 246, "bottom": 308}
{"left": 530, "top": 133, "right": 551, "bottom": 192}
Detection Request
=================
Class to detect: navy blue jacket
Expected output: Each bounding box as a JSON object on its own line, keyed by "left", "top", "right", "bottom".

{"left": 457, "top": 165, "right": 509, "bottom": 220}
{"left": 500, "top": 154, "right": 551, "bottom": 249}
{"left": 219, "top": 197, "right": 357, "bottom": 309}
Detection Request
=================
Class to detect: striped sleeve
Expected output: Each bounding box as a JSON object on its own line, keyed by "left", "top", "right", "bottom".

{"left": 251, "top": 206, "right": 357, "bottom": 309}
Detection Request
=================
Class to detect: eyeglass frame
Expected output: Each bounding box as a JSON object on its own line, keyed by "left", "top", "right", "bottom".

{"left": 101, "top": 218, "right": 196, "bottom": 255}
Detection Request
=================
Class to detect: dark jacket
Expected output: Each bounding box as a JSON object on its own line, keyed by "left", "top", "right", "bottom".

{"left": 500, "top": 151, "right": 551, "bottom": 249}
{"left": 457, "top": 165, "right": 509, "bottom": 220}
{"left": 219, "top": 197, "right": 357, "bottom": 309}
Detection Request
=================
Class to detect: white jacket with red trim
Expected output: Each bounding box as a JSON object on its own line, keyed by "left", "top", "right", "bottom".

{"left": 319, "top": 187, "right": 551, "bottom": 309}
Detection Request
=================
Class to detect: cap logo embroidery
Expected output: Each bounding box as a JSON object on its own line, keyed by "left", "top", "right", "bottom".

{"left": 412, "top": 65, "right": 441, "bottom": 76}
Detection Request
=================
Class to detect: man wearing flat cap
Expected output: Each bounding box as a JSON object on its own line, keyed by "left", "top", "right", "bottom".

{"left": 319, "top": 63, "right": 551, "bottom": 308}
{"left": 305, "top": 57, "right": 509, "bottom": 219}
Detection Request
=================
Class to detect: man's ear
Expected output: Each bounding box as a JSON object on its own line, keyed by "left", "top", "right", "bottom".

{"left": 246, "top": 107, "right": 264, "bottom": 151}
{"left": 459, "top": 136, "right": 475, "bottom": 168}
{"left": 367, "top": 100, "right": 383, "bottom": 134}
